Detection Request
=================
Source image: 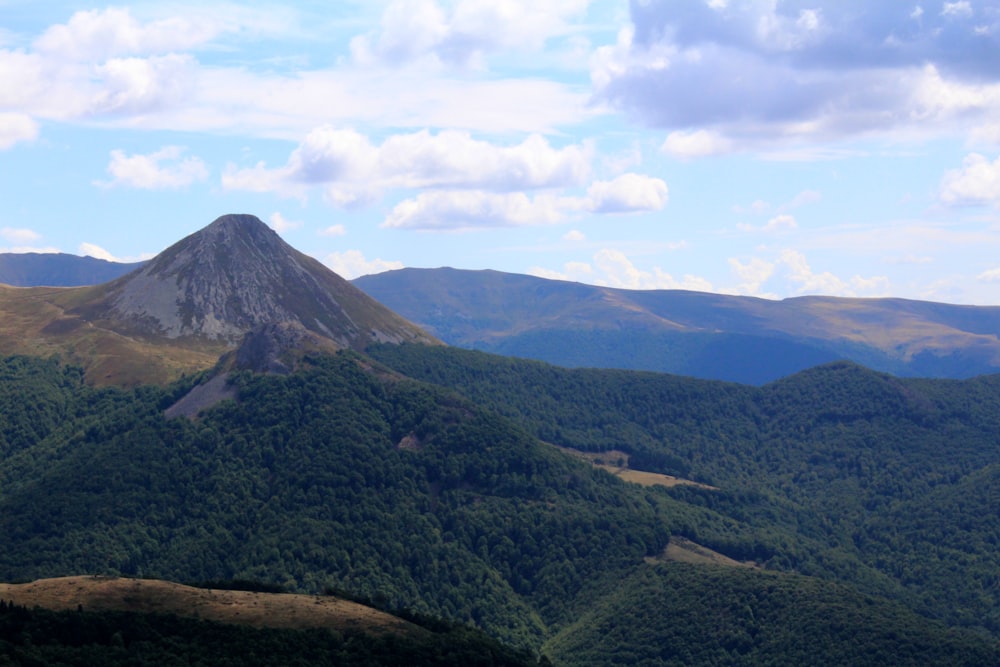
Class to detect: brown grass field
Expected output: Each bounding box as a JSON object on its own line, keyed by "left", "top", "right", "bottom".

{"left": 0, "top": 286, "right": 226, "bottom": 385}
{"left": 0, "top": 576, "right": 425, "bottom": 637}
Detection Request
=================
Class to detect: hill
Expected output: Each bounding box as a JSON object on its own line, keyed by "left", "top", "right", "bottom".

{"left": 354, "top": 267, "right": 1000, "bottom": 383}
{"left": 0, "top": 577, "right": 539, "bottom": 667}
{"left": 0, "top": 252, "right": 142, "bottom": 287}
{"left": 3, "top": 351, "right": 1000, "bottom": 664}
{"left": 0, "top": 575, "right": 418, "bottom": 635}
{"left": 0, "top": 215, "right": 436, "bottom": 385}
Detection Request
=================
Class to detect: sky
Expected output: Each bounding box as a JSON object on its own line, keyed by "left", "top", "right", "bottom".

{"left": 2, "top": 1, "right": 1000, "bottom": 304}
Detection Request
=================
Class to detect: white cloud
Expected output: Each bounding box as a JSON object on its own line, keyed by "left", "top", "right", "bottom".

{"left": 226, "top": 127, "right": 592, "bottom": 198}
{"left": 729, "top": 249, "right": 890, "bottom": 298}
{"left": 563, "top": 229, "right": 586, "bottom": 241}
{"left": 531, "top": 248, "right": 713, "bottom": 291}
{"left": 351, "top": 0, "right": 589, "bottom": 67}
{"left": 319, "top": 224, "right": 347, "bottom": 237}
{"left": 78, "top": 242, "right": 116, "bottom": 261}
{"left": 978, "top": 267, "right": 1000, "bottom": 282}
{"left": 268, "top": 212, "right": 302, "bottom": 233}
{"left": 941, "top": 1, "right": 973, "bottom": 18}
{"left": 592, "top": 2, "right": 1000, "bottom": 150}
{"left": 728, "top": 257, "right": 776, "bottom": 295}
{"left": 382, "top": 191, "right": 568, "bottom": 230}
{"left": 0, "top": 113, "right": 39, "bottom": 149}
{"left": 941, "top": 153, "right": 1000, "bottom": 206}
{"left": 90, "top": 54, "right": 195, "bottom": 115}
{"left": 96, "top": 146, "right": 209, "bottom": 189}
{"left": 661, "top": 129, "right": 732, "bottom": 159}
{"left": 323, "top": 249, "right": 403, "bottom": 279}
{"left": 1, "top": 227, "right": 41, "bottom": 244}
{"left": 585, "top": 173, "right": 668, "bottom": 213}
{"left": 33, "top": 7, "right": 220, "bottom": 61}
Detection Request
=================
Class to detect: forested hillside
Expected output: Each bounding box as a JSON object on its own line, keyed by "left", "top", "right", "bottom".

{"left": 368, "top": 344, "right": 1000, "bottom": 638}
{"left": 2, "top": 351, "right": 999, "bottom": 664}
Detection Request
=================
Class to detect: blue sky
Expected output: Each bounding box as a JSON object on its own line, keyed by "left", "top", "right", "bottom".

{"left": 2, "top": 1, "right": 1000, "bottom": 304}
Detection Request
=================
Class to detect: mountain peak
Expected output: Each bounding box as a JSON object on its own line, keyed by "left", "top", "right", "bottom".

{"left": 81, "top": 214, "right": 436, "bottom": 350}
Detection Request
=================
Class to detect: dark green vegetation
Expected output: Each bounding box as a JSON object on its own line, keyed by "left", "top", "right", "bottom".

{"left": 0, "top": 601, "right": 540, "bottom": 667}
{"left": 3, "top": 349, "right": 1000, "bottom": 665}
{"left": 354, "top": 267, "right": 1000, "bottom": 383}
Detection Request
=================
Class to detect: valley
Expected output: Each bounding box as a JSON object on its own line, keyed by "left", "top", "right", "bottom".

{"left": 1, "top": 214, "right": 999, "bottom": 665}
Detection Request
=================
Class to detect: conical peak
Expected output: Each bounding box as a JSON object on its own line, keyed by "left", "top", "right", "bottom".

{"left": 94, "top": 213, "right": 438, "bottom": 349}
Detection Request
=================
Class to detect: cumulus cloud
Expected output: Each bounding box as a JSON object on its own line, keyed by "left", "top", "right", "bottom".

{"left": 90, "top": 54, "right": 195, "bottom": 115}
{"left": 323, "top": 250, "right": 404, "bottom": 279}
{"left": 585, "top": 173, "right": 668, "bottom": 213}
{"left": 978, "top": 267, "right": 1000, "bottom": 282}
{"left": 531, "top": 248, "right": 713, "bottom": 291}
{"left": 225, "top": 126, "right": 672, "bottom": 227}
{"left": 225, "top": 127, "right": 592, "bottom": 197}
{"left": 33, "top": 7, "right": 220, "bottom": 61}
{"left": 78, "top": 242, "right": 118, "bottom": 261}
{"left": 941, "top": 153, "right": 1000, "bottom": 205}
{"left": 96, "top": 146, "right": 209, "bottom": 189}
{"left": 592, "top": 2, "right": 1000, "bottom": 150}
{"left": 0, "top": 113, "right": 39, "bottom": 149}
{"left": 563, "top": 229, "right": 586, "bottom": 241}
{"left": 351, "top": 0, "right": 589, "bottom": 67}
{"left": 382, "top": 191, "right": 569, "bottom": 229}
{"left": 729, "top": 249, "right": 890, "bottom": 298}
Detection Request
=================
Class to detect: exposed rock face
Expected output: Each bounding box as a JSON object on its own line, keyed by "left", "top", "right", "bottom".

{"left": 89, "top": 214, "right": 436, "bottom": 350}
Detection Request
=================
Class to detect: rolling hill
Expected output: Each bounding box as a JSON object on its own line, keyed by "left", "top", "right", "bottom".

{"left": 354, "top": 267, "right": 1000, "bottom": 383}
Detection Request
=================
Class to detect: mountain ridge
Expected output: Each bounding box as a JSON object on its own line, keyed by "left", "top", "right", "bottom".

{"left": 354, "top": 267, "right": 1000, "bottom": 383}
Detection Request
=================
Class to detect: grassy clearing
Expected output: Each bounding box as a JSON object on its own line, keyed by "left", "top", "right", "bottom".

{"left": 553, "top": 445, "right": 717, "bottom": 490}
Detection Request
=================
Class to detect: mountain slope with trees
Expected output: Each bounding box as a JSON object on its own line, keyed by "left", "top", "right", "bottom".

{"left": 2, "top": 350, "right": 1000, "bottom": 664}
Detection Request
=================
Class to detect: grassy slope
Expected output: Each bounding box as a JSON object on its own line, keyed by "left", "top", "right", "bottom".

{"left": 0, "top": 575, "right": 421, "bottom": 636}
{"left": 0, "top": 285, "right": 224, "bottom": 385}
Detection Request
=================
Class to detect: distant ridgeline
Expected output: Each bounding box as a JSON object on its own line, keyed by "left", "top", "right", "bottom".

{"left": 355, "top": 267, "right": 1000, "bottom": 384}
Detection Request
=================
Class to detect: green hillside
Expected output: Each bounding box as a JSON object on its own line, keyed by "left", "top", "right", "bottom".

{"left": 368, "top": 344, "right": 1000, "bottom": 637}
{"left": 2, "top": 350, "right": 1000, "bottom": 664}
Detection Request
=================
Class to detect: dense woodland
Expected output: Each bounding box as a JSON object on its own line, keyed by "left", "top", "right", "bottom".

{"left": 0, "top": 600, "right": 540, "bottom": 666}
{"left": 2, "top": 349, "right": 1000, "bottom": 664}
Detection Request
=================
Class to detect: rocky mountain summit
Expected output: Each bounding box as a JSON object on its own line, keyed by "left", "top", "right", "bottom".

{"left": 81, "top": 214, "right": 435, "bottom": 350}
